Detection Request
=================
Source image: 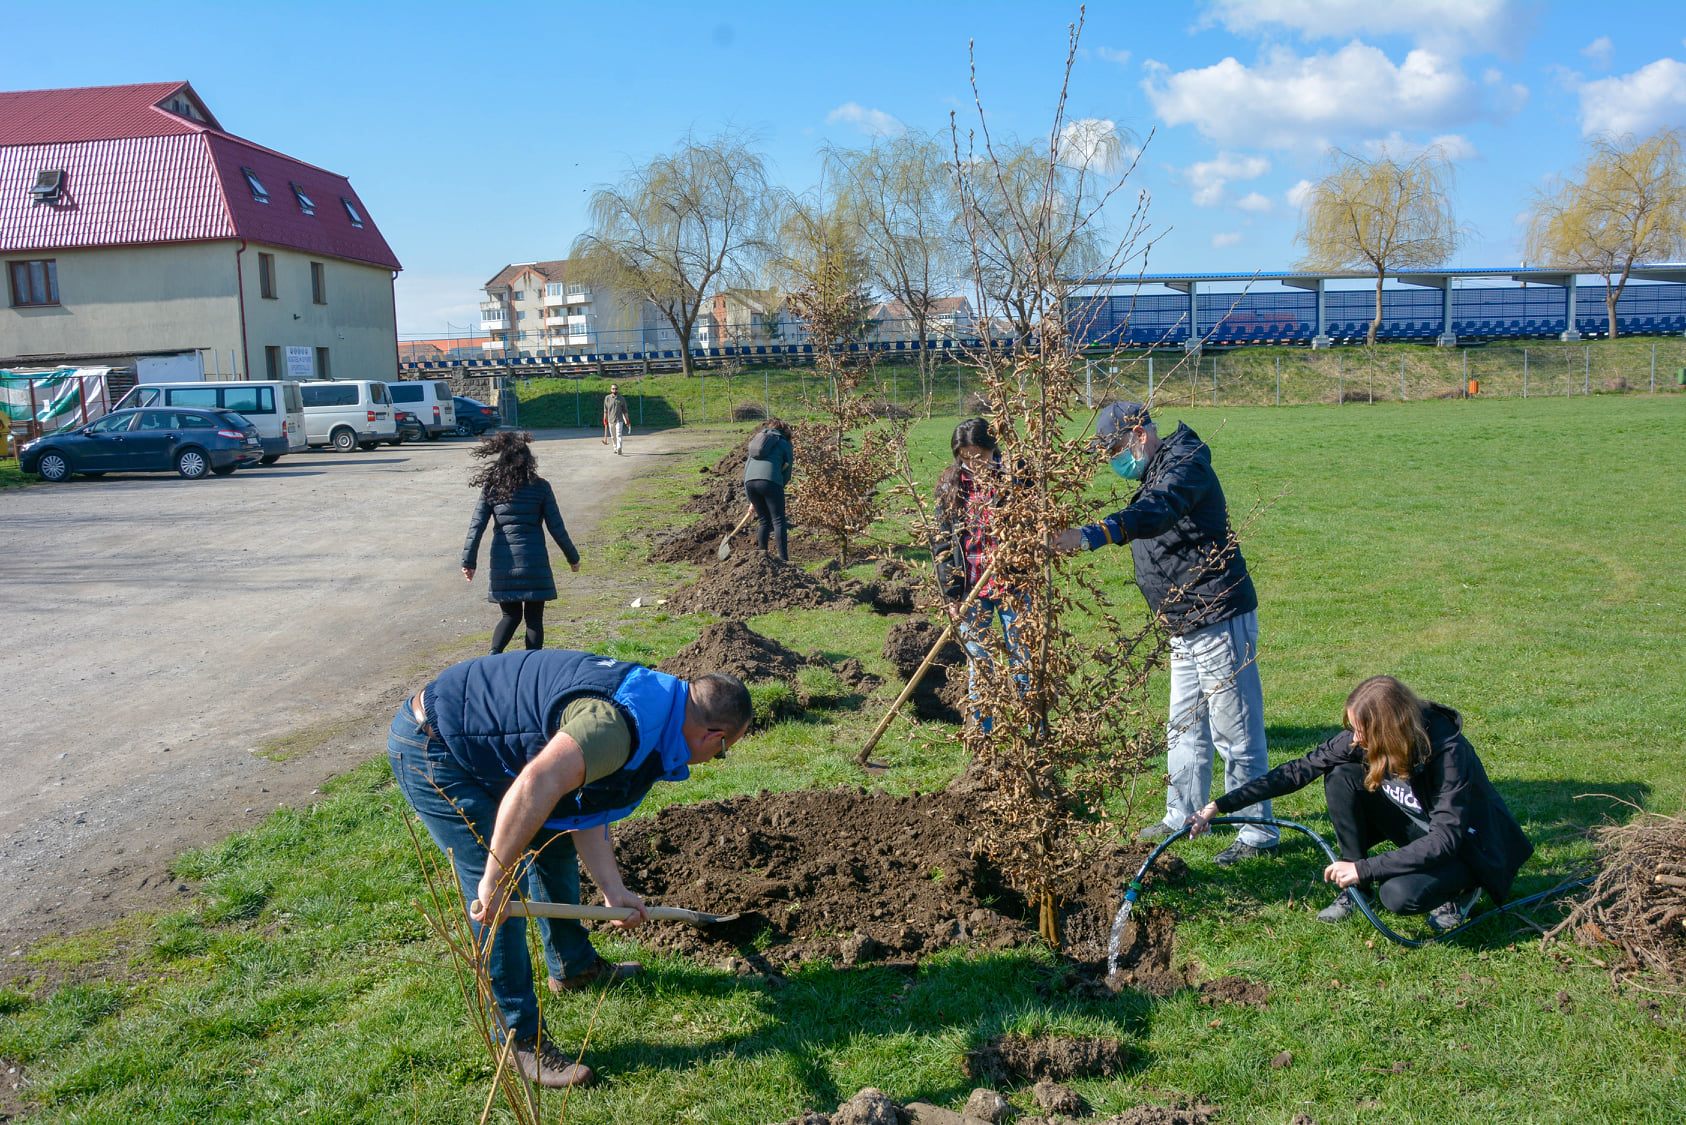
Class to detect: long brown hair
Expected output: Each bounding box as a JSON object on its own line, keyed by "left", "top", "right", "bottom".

{"left": 468, "top": 430, "right": 540, "bottom": 503}
{"left": 1345, "top": 675, "right": 1432, "bottom": 791}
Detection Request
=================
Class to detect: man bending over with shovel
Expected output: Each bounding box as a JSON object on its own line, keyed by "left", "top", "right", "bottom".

{"left": 388, "top": 649, "right": 752, "bottom": 1088}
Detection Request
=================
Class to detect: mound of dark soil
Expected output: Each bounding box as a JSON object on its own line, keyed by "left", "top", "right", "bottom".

{"left": 1105, "top": 907, "right": 1191, "bottom": 999}
{"left": 608, "top": 786, "right": 1185, "bottom": 972}
{"left": 881, "top": 618, "right": 968, "bottom": 722}
{"left": 668, "top": 552, "right": 837, "bottom": 617}
{"left": 658, "top": 621, "right": 806, "bottom": 686}
{"left": 649, "top": 515, "right": 739, "bottom": 564}
{"left": 965, "top": 1033, "right": 1127, "bottom": 1083}
{"left": 684, "top": 446, "right": 749, "bottom": 516}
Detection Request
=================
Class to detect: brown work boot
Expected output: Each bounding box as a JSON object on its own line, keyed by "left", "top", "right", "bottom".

{"left": 512, "top": 1035, "right": 593, "bottom": 1088}
{"left": 548, "top": 958, "right": 643, "bottom": 994}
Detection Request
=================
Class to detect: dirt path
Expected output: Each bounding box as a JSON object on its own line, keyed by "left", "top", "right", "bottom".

{"left": 0, "top": 427, "right": 713, "bottom": 953}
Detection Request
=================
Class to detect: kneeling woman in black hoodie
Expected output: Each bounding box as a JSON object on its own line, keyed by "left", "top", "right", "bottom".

{"left": 1187, "top": 675, "right": 1533, "bottom": 933}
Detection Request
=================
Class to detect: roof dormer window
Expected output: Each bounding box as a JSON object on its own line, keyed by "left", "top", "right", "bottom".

{"left": 341, "top": 197, "right": 365, "bottom": 228}
{"left": 241, "top": 167, "right": 269, "bottom": 204}
{"left": 291, "top": 182, "right": 316, "bottom": 216}
{"left": 29, "top": 169, "right": 65, "bottom": 206}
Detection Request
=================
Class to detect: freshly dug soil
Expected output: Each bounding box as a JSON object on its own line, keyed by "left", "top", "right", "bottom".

{"left": 965, "top": 1033, "right": 1127, "bottom": 1084}
{"left": 684, "top": 446, "right": 750, "bottom": 516}
{"left": 881, "top": 618, "right": 968, "bottom": 722}
{"left": 649, "top": 510, "right": 833, "bottom": 566}
{"left": 1198, "top": 976, "right": 1270, "bottom": 1008}
{"left": 608, "top": 786, "right": 1185, "bottom": 972}
{"left": 657, "top": 621, "right": 806, "bottom": 686}
{"left": 668, "top": 552, "right": 838, "bottom": 617}
{"left": 780, "top": 1088, "right": 1221, "bottom": 1125}
{"left": 1106, "top": 907, "right": 1190, "bottom": 999}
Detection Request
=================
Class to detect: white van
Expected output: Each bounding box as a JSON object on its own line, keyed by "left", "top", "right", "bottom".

{"left": 117, "top": 380, "right": 307, "bottom": 464}
{"left": 298, "top": 380, "right": 398, "bottom": 451}
{"left": 384, "top": 380, "right": 457, "bottom": 440}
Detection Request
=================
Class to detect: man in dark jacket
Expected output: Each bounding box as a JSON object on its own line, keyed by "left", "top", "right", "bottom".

{"left": 1056, "top": 402, "right": 1277, "bottom": 864}
{"left": 388, "top": 650, "right": 751, "bottom": 1088}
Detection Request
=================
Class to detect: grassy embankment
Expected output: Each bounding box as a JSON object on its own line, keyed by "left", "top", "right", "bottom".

{"left": 2, "top": 394, "right": 1683, "bottom": 1122}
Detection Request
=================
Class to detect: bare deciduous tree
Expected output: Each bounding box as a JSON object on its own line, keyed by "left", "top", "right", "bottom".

{"left": 1526, "top": 129, "right": 1686, "bottom": 339}
{"left": 1297, "top": 148, "right": 1459, "bottom": 345}
{"left": 572, "top": 133, "right": 776, "bottom": 377}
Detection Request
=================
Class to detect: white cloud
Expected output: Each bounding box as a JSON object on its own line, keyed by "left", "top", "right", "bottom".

{"left": 1234, "top": 191, "right": 1274, "bottom": 213}
{"left": 1144, "top": 42, "right": 1516, "bottom": 150}
{"left": 1286, "top": 179, "right": 1314, "bottom": 208}
{"left": 1578, "top": 57, "right": 1686, "bottom": 136}
{"left": 1096, "top": 46, "right": 1132, "bottom": 66}
{"left": 1361, "top": 131, "right": 1478, "bottom": 160}
{"left": 1203, "top": 0, "right": 1515, "bottom": 55}
{"left": 1212, "top": 232, "right": 1243, "bottom": 248}
{"left": 1582, "top": 36, "right": 1614, "bottom": 69}
{"left": 826, "top": 102, "right": 905, "bottom": 137}
{"left": 1058, "top": 118, "right": 1133, "bottom": 173}
{"left": 1183, "top": 151, "right": 1270, "bottom": 206}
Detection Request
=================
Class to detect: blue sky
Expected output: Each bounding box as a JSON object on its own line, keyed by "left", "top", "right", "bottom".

{"left": 8, "top": 0, "right": 1686, "bottom": 334}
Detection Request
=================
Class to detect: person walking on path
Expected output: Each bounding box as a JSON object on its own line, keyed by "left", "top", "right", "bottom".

{"left": 602, "top": 384, "right": 631, "bottom": 455}
{"left": 1055, "top": 401, "right": 1277, "bottom": 866}
{"left": 388, "top": 648, "right": 751, "bottom": 1087}
{"left": 935, "top": 418, "right": 1028, "bottom": 732}
{"left": 462, "top": 432, "right": 580, "bottom": 655}
{"left": 1187, "top": 675, "right": 1533, "bottom": 933}
{"left": 742, "top": 419, "right": 794, "bottom": 562}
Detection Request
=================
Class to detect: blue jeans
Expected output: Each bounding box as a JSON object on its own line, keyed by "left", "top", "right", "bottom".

{"left": 1162, "top": 610, "right": 1277, "bottom": 847}
{"left": 959, "top": 596, "right": 1029, "bottom": 733}
{"left": 386, "top": 701, "right": 599, "bottom": 1042}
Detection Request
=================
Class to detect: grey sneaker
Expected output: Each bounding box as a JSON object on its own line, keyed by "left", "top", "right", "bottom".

{"left": 1317, "top": 889, "right": 1358, "bottom": 924}
{"left": 1213, "top": 839, "right": 1279, "bottom": 867}
{"left": 1426, "top": 888, "right": 1482, "bottom": 935}
{"left": 513, "top": 1035, "right": 594, "bottom": 1088}
{"left": 1137, "top": 821, "right": 1177, "bottom": 843}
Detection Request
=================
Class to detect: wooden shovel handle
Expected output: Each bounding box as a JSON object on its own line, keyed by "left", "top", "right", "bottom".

{"left": 469, "top": 900, "right": 735, "bottom": 924}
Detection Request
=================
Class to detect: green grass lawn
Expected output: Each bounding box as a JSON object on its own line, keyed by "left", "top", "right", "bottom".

{"left": 2, "top": 395, "right": 1683, "bottom": 1123}
{"left": 0, "top": 458, "right": 30, "bottom": 489}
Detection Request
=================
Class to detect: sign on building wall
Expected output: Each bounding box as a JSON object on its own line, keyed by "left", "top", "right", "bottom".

{"left": 284, "top": 346, "right": 315, "bottom": 378}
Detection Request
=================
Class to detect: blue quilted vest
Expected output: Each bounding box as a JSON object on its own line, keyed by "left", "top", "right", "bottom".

{"left": 424, "top": 650, "right": 692, "bottom": 831}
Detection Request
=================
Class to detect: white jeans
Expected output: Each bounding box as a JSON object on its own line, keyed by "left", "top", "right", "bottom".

{"left": 1162, "top": 609, "right": 1276, "bottom": 846}
{"left": 610, "top": 421, "right": 625, "bottom": 452}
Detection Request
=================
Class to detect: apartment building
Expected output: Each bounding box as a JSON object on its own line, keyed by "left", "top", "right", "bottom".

{"left": 0, "top": 81, "right": 400, "bottom": 378}
{"left": 480, "top": 259, "right": 679, "bottom": 356}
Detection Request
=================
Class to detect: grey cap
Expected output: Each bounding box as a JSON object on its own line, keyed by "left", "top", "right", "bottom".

{"left": 1095, "top": 401, "right": 1152, "bottom": 441}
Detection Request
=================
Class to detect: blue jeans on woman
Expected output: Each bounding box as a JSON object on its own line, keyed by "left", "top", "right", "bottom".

{"left": 959, "top": 595, "right": 1029, "bottom": 733}
{"left": 386, "top": 700, "right": 599, "bottom": 1042}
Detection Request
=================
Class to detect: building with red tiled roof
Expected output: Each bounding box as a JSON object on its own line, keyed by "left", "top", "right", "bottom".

{"left": 1, "top": 81, "right": 401, "bottom": 378}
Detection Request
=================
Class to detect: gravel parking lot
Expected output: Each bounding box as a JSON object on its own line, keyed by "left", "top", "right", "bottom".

{"left": 0, "top": 429, "right": 703, "bottom": 952}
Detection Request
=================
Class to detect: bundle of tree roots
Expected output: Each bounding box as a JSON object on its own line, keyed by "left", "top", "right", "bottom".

{"left": 1547, "top": 811, "right": 1686, "bottom": 992}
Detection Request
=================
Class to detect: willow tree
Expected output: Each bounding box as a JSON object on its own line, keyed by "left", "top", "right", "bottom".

{"left": 1297, "top": 148, "right": 1459, "bottom": 345}
{"left": 571, "top": 133, "right": 776, "bottom": 377}
{"left": 1526, "top": 129, "right": 1686, "bottom": 339}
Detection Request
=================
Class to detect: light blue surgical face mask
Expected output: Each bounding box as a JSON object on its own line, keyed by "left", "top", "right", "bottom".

{"left": 1109, "top": 450, "right": 1147, "bottom": 480}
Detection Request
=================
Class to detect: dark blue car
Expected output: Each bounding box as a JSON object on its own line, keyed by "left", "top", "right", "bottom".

{"left": 452, "top": 395, "right": 501, "bottom": 436}
{"left": 19, "top": 407, "right": 263, "bottom": 482}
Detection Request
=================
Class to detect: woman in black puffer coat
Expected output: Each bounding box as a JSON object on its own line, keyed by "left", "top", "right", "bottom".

{"left": 461, "top": 431, "right": 580, "bottom": 653}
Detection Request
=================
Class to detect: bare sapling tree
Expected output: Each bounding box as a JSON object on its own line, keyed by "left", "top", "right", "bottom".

{"left": 830, "top": 132, "right": 962, "bottom": 413}
{"left": 572, "top": 132, "right": 777, "bottom": 377}
{"left": 1527, "top": 129, "right": 1686, "bottom": 339}
{"left": 773, "top": 189, "right": 905, "bottom": 566}
{"left": 1297, "top": 147, "right": 1460, "bottom": 345}
{"left": 918, "top": 9, "right": 1239, "bottom": 950}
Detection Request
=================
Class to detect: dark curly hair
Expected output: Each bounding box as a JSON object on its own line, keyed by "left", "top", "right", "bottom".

{"left": 468, "top": 430, "right": 540, "bottom": 502}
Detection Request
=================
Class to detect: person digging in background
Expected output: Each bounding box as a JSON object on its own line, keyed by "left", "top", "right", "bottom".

{"left": 602, "top": 383, "right": 631, "bottom": 454}
{"left": 462, "top": 431, "right": 580, "bottom": 655}
{"left": 389, "top": 649, "right": 752, "bottom": 1088}
{"left": 742, "top": 419, "right": 795, "bottom": 562}
{"left": 935, "top": 418, "right": 1028, "bottom": 732}
{"left": 1186, "top": 675, "right": 1533, "bottom": 933}
{"left": 1054, "top": 401, "right": 1277, "bottom": 865}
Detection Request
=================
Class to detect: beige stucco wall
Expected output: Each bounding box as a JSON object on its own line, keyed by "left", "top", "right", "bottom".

{"left": 1, "top": 240, "right": 397, "bottom": 380}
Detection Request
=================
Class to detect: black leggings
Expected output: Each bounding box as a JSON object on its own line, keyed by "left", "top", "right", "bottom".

{"left": 491, "top": 600, "right": 545, "bottom": 653}
{"left": 1324, "top": 762, "right": 1475, "bottom": 914}
{"left": 744, "top": 478, "right": 788, "bottom": 562}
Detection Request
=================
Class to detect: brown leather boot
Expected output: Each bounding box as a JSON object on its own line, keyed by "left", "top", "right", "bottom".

{"left": 512, "top": 1035, "right": 593, "bottom": 1088}
{"left": 547, "top": 958, "right": 643, "bottom": 994}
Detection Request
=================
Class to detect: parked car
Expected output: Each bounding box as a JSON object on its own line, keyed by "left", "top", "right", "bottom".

{"left": 384, "top": 380, "right": 457, "bottom": 440}
{"left": 298, "top": 380, "right": 397, "bottom": 451}
{"left": 452, "top": 395, "right": 501, "bottom": 436}
{"left": 393, "top": 410, "right": 426, "bottom": 444}
{"left": 19, "top": 407, "right": 262, "bottom": 481}
{"left": 115, "top": 380, "right": 306, "bottom": 464}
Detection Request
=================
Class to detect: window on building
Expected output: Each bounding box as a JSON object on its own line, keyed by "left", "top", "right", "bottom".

{"left": 291, "top": 183, "right": 316, "bottom": 216}
{"left": 513, "top": 291, "right": 525, "bottom": 301}
{"left": 265, "top": 346, "right": 282, "bottom": 380}
{"left": 310, "top": 261, "right": 326, "bottom": 304}
{"left": 315, "top": 347, "right": 331, "bottom": 379}
{"left": 7, "top": 259, "right": 58, "bottom": 306}
{"left": 516, "top": 310, "right": 527, "bottom": 320}
{"left": 341, "top": 198, "right": 365, "bottom": 228}
{"left": 258, "top": 253, "right": 276, "bottom": 299}
{"left": 29, "top": 170, "right": 65, "bottom": 205}
{"left": 241, "top": 167, "right": 269, "bottom": 204}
